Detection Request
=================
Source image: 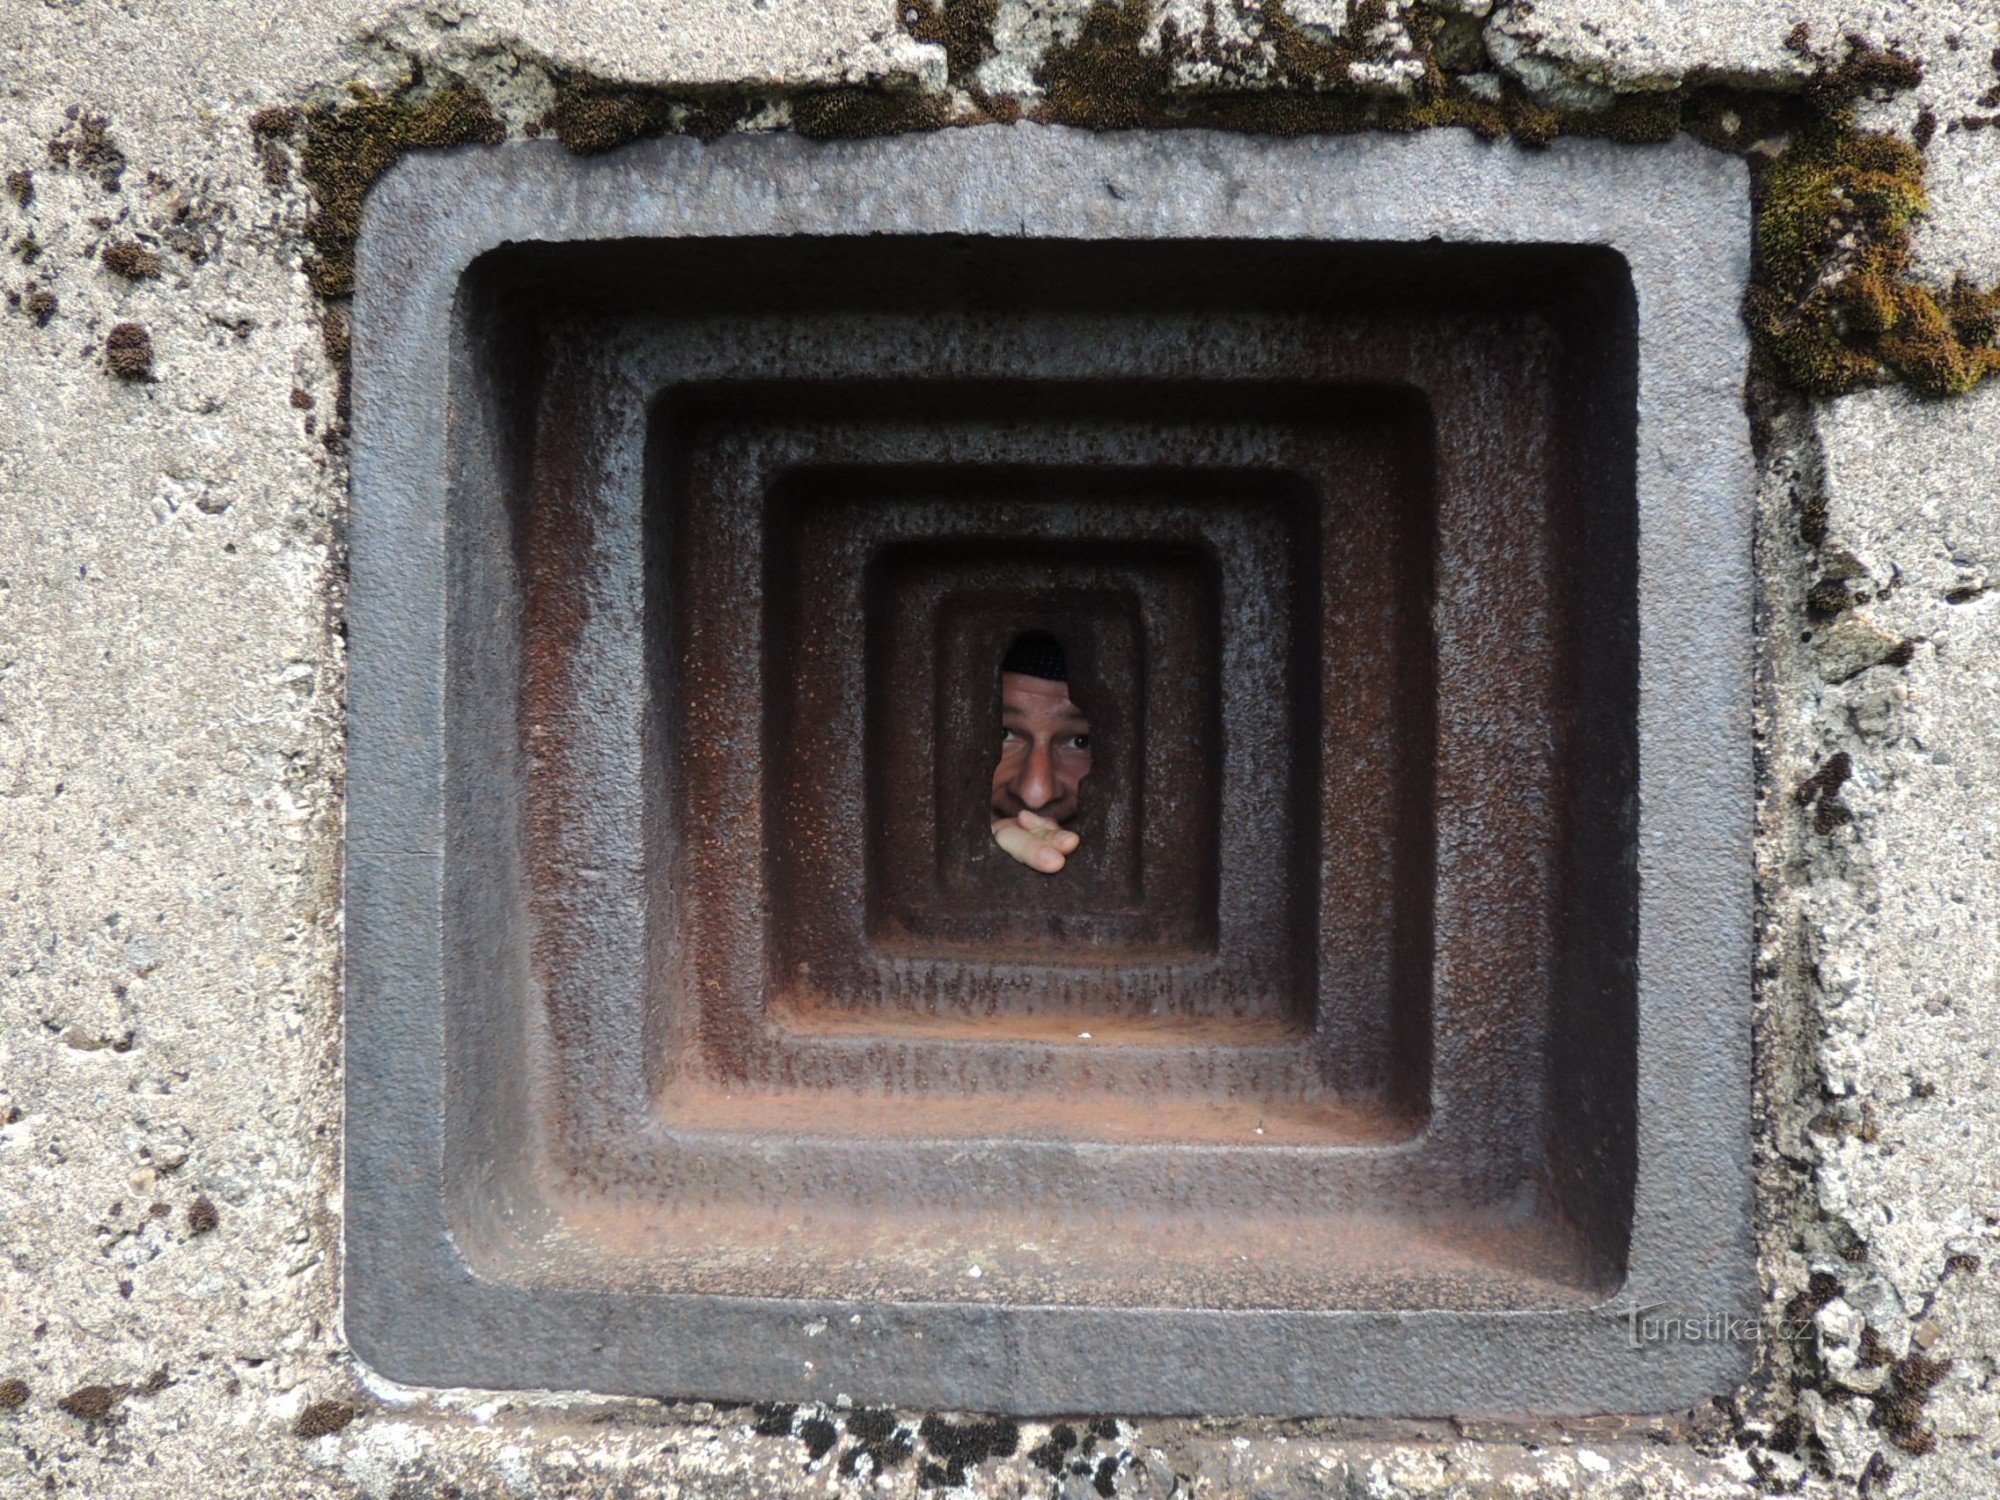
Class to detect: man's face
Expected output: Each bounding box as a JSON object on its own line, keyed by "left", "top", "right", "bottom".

{"left": 990, "top": 671, "right": 1093, "bottom": 826}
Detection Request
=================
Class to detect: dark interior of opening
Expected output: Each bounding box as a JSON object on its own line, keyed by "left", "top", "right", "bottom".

{"left": 480, "top": 234, "right": 1631, "bottom": 322}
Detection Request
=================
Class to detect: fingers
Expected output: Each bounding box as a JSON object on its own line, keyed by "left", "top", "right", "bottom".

{"left": 992, "top": 813, "right": 1081, "bottom": 873}
{"left": 1015, "top": 810, "right": 1080, "bottom": 851}
{"left": 993, "top": 819, "right": 1065, "bottom": 872}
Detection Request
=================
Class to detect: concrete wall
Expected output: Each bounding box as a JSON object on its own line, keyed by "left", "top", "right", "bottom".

{"left": 1, "top": 1, "right": 1995, "bottom": 1494}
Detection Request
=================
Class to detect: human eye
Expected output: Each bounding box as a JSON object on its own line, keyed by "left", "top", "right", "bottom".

{"left": 1067, "top": 734, "right": 1090, "bottom": 751}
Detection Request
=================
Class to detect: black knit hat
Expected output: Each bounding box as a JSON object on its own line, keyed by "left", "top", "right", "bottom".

{"left": 1000, "top": 630, "right": 1067, "bottom": 683}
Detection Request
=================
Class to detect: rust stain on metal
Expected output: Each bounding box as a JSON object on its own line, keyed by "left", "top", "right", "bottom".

{"left": 469, "top": 236, "right": 1639, "bottom": 1309}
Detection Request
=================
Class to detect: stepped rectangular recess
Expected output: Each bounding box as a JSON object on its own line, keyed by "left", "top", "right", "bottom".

{"left": 347, "top": 126, "right": 1754, "bottom": 1415}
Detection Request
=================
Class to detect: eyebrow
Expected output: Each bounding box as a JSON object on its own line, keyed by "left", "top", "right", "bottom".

{"left": 1000, "top": 708, "right": 1092, "bottom": 731}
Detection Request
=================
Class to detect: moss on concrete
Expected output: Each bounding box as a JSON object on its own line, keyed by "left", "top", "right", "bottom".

{"left": 1875, "top": 1349, "right": 1953, "bottom": 1453}
{"left": 544, "top": 78, "right": 777, "bottom": 154}
{"left": 292, "top": 1398, "right": 358, "bottom": 1438}
{"left": 297, "top": 84, "right": 503, "bottom": 300}
{"left": 907, "top": 0, "right": 1001, "bottom": 90}
{"left": 1747, "top": 37, "right": 2000, "bottom": 396}
{"left": 1032, "top": 0, "right": 1692, "bottom": 142}
{"left": 46, "top": 111, "right": 127, "bottom": 192}
{"left": 545, "top": 84, "right": 681, "bottom": 154}
{"left": 186, "top": 1194, "right": 219, "bottom": 1235}
{"left": 101, "top": 239, "right": 160, "bottom": 279}
{"left": 793, "top": 87, "right": 954, "bottom": 139}
{"left": 104, "top": 321, "right": 152, "bottom": 380}
{"left": 56, "top": 1384, "right": 121, "bottom": 1422}
{"left": 273, "top": 5, "right": 1997, "bottom": 457}
{"left": 1027, "top": 10, "right": 1993, "bottom": 400}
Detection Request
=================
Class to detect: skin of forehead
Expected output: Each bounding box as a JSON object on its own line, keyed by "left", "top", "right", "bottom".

{"left": 1000, "top": 672, "right": 1088, "bottom": 726}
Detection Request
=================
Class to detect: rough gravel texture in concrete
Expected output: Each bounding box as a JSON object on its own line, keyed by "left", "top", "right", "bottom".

{"left": 1, "top": 0, "right": 1996, "bottom": 1495}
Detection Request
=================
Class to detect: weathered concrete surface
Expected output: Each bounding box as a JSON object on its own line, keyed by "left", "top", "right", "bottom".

{"left": 0, "top": 0, "right": 1996, "bottom": 1494}
{"left": 1756, "top": 378, "right": 2000, "bottom": 1494}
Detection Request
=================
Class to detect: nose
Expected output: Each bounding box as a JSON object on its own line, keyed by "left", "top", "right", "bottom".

{"left": 1013, "top": 739, "right": 1057, "bottom": 810}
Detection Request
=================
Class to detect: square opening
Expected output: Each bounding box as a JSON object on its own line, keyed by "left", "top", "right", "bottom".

{"left": 348, "top": 127, "right": 1754, "bottom": 1414}
{"left": 489, "top": 246, "right": 1610, "bottom": 1290}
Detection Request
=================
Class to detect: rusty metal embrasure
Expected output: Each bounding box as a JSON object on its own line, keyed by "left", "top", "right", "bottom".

{"left": 507, "top": 279, "right": 1606, "bottom": 1289}
{"left": 347, "top": 126, "right": 1756, "bottom": 1413}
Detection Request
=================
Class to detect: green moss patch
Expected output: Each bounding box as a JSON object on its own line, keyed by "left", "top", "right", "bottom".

{"left": 1049, "top": 12, "right": 2000, "bottom": 398}
{"left": 1031, "top": 0, "right": 1690, "bottom": 143}
{"left": 1747, "top": 38, "right": 2000, "bottom": 396}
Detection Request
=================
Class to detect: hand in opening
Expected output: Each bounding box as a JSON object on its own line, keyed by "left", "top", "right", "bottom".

{"left": 991, "top": 808, "right": 1082, "bottom": 874}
